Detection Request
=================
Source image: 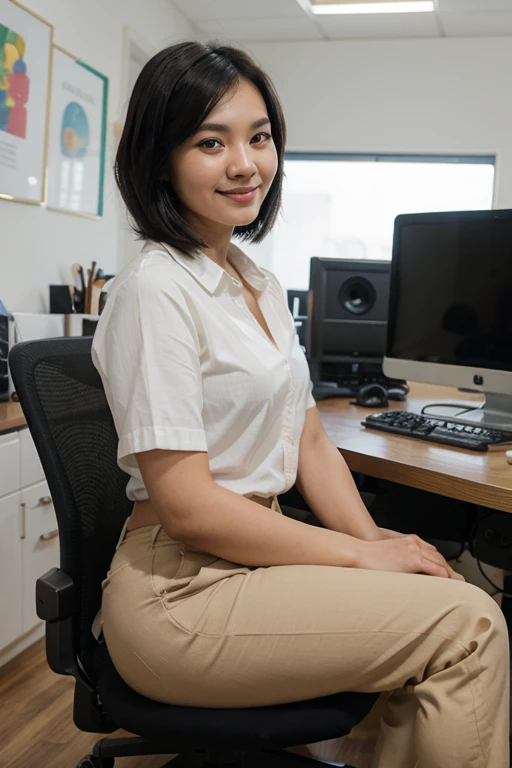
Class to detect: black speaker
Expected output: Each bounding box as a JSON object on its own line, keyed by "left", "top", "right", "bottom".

{"left": 307, "top": 258, "right": 391, "bottom": 385}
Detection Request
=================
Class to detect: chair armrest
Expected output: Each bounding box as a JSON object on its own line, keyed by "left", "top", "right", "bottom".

{"left": 36, "top": 567, "right": 75, "bottom": 621}
{"left": 36, "top": 567, "right": 77, "bottom": 676}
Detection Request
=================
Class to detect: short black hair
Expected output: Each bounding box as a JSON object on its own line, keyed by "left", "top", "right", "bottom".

{"left": 115, "top": 41, "right": 286, "bottom": 255}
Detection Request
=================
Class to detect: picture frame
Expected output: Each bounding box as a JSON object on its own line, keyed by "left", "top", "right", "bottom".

{"left": 45, "top": 44, "right": 108, "bottom": 218}
{"left": 0, "top": 0, "right": 53, "bottom": 205}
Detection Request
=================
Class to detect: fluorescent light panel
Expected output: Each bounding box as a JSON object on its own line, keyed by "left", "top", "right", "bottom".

{"left": 312, "top": 2, "right": 435, "bottom": 14}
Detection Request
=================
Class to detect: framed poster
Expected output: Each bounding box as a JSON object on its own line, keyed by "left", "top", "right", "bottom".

{"left": 46, "top": 45, "right": 108, "bottom": 218}
{"left": 0, "top": 0, "right": 53, "bottom": 204}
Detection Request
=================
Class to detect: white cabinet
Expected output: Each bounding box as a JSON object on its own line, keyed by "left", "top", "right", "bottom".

{"left": 0, "top": 491, "right": 23, "bottom": 649}
{"left": 21, "top": 480, "right": 59, "bottom": 633}
{"left": 0, "top": 426, "right": 59, "bottom": 660}
{"left": 20, "top": 427, "right": 44, "bottom": 488}
{"left": 0, "top": 431, "right": 21, "bottom": 496}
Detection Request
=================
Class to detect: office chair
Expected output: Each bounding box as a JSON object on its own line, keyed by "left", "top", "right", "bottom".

{"left": 9, "top": 337, "right": 378, "bottom": 768}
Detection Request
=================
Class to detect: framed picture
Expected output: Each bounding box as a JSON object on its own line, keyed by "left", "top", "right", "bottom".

{"left": 46, "top": 45, "right": 108, "bottom": 218}
{"left": 0, "top": 0, "right": 53, "bottom": 204}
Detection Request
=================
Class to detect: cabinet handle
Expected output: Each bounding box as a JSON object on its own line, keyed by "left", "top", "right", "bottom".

{"left": 20, "top": 502, "right": 26, "bottom": 540}
{"left": 39, "top": 529, "right": 59, "bottom": 541}
{"left": 37, "top": 496, "right": 53, "bottom": 506}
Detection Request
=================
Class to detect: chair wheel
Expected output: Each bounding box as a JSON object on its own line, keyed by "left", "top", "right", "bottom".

{"left": 76, "top": 756, "right": 114, "bottom": 768}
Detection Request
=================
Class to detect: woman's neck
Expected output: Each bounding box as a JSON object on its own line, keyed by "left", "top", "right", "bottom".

{"left": 186, "top": 212, "right": 234, "bottom": 270}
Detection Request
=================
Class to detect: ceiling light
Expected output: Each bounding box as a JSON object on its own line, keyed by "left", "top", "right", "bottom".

{"left": 311, "top": 2, "right": 435, "bottom": 14}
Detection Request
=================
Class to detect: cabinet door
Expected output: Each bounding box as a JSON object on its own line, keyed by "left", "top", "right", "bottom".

{"left": 19, "top": 427, "right": 45, "bottom": 488}
{"left": 0, "top": 491, "right": 23, "bottom": 650}
{"left": 21, "top": 481, "right": 60, "bottom": 634}
{"left": 0, "top": 431, "right": 20, "bottom": 497}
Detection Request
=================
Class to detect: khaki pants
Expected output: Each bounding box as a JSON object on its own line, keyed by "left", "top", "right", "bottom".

{"left": 100, "top": 497, "right": 510, "bottom": 768}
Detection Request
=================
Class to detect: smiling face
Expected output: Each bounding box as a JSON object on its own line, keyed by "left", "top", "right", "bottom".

{"left": 169, "top": 78, "right": 278, "bottom": 243}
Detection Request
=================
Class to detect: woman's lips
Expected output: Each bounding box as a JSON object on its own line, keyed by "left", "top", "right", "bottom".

{"left": 217, "top": 187, "right": 259, "bottom": 203}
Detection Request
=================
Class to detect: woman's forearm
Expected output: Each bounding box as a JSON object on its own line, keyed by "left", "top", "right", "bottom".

{"left": 295, "top": 434, "right": 381, "bottom": 542}
{"left": 171, "top": 483, "right": 364, "bottom": 568}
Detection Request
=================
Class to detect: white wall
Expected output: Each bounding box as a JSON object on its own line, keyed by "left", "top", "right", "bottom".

{"left": 5, "top": 23, "right": 512, "bottom": 311}
{"left": 241, "top": 36, "right": 512, "bottom": 269}
{"left": 247, "top": 37, "right": 512, "bottom": 203}
{"left": 1, "top": 0, "right": 196, "bottom": 313}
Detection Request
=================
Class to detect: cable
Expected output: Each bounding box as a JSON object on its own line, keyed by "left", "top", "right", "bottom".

{"left": 420, "top": 402, "right": 483, "bottom": 417}
{"left": 469, "top": 507, "right": 512, "bottom": 598}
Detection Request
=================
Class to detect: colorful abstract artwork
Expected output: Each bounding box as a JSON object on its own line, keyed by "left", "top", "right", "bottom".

{"left": 0, "top": 1, "right": 52, "bottom": 203}
{"left": 0, "top": 23, "right": 29, "bottom": 139}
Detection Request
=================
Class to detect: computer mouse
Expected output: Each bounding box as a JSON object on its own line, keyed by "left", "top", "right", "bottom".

{"left": 506, "top": 450, "right": 512, "bottom": 465}
{"left": 351, "top": 383, "right": 389, "bottom": 409}
{"left": 387, "top": 387, "right": 407, "bottom": 402}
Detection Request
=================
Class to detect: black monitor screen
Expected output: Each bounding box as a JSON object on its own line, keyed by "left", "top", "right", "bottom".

{"left": 387, "top": 211, "right": 512, "bottom": 373}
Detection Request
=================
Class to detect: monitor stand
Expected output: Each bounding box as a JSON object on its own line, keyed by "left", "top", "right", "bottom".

{"left": 449, "top": 393, "right": 512, "bottom": 431}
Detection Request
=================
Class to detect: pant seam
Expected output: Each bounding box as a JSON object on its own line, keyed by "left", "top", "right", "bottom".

{"left": 159, "top": 604, "right": 475, "bottom": 656}
{"left": 465, "top": 654, "right": 486, "bottom": 763}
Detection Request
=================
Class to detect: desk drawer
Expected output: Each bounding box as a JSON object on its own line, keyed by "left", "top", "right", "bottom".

{"left": 0, "top": 431, "right": 20, "bottom": 497}
{"left": 21, "top": 480, "right": 59, "bottom": 633}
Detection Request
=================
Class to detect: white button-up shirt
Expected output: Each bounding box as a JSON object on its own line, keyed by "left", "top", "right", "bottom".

{"left": 91, "top": 241, "right": 315, "bottom": 502}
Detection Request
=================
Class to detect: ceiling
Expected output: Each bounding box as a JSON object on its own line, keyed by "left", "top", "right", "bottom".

{"left": 171, "top": 0, "right": 512, "bottom": 42}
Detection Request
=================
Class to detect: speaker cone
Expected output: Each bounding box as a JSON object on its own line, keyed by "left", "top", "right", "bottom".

{"left": 339, "top": 276, "right": 376, "bottom": 316}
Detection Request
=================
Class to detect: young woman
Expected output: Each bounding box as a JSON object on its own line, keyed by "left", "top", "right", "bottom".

{"left": 91, "top": 41, "right": 509, "bottom": 768}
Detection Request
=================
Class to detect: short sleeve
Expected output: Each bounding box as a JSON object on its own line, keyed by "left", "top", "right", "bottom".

{"left": 91, "top": 272, "right": 207, "bottom": 471}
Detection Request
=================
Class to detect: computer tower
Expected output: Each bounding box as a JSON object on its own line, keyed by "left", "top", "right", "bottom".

{"left": 307, "top": 258, "right": 391, "bottom": 385}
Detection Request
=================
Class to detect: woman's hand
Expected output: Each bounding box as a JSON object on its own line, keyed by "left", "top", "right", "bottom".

{"left": 354, "top": 532, "right": 464, "bottom": 580}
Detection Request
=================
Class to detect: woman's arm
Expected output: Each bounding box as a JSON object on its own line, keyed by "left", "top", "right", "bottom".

{"left": 295, "top": 407, "right": 383, "bottom": 542}
{"left": 136, "top": 447, "right": 365, "bottom": 568}
{"left": 136, "top": 446, "right": 459, "bottom": 579}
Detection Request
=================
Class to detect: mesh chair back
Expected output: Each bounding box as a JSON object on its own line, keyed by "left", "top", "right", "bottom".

{"left": 9, "top": 337, "right": 133, "bottom": 672}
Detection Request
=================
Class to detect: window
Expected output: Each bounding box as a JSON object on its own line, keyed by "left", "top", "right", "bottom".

{"left": 245, "top": 154, "right": 495, "bottom": 291}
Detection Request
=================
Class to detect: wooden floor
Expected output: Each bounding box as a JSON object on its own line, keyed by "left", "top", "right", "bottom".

{"left": 0, "top": 638, "right": 177, "bottom": 768}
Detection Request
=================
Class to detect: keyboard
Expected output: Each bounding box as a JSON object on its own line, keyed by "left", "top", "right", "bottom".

{"left": 362, "top": 410, "right": 512, "bottom": 451}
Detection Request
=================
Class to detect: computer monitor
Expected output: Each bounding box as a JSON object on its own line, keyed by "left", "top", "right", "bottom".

{"left": 384, "top": 209, "right": 512, "bottom": 429}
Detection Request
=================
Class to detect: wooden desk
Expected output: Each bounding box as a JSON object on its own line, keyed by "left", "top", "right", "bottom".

{"left": 4, "top": 388, "right": 512, "bottom": 512}
{"left": 0, "top": 401, "right": 26, "bottom": 434}
{"left": 317, "top": 383, "right": 512, "bottom": 514}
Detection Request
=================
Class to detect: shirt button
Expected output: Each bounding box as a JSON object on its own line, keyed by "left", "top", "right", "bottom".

{"left": 284, "top": 435, "right": 294, "bottom": 445}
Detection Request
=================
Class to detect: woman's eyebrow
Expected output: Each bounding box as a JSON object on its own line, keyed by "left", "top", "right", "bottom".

{"left": 195, "top": 117, "right": 270, "bottom": 134}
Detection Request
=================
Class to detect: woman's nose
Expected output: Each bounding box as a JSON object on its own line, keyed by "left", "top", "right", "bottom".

{"left": 227, "top": 146, "right": 257, "bottom": 178}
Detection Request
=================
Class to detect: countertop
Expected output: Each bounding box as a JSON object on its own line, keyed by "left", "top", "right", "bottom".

{"left": 0, "top": 401, "right": 26, "bottom": 434}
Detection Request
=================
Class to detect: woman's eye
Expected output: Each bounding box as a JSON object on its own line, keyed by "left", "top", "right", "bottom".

{"left": 252, "top": 132, "right": 271, "bottom": 144}
{"left": 199, "top": 138, "right": 222, "bottom": 149}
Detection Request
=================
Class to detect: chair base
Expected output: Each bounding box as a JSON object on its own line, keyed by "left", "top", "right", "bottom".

{"left": 87, "top": 740, "right": 335, "bottom": 768}
{"left": 164, "top": 750, "right": 330, "bottom": 767}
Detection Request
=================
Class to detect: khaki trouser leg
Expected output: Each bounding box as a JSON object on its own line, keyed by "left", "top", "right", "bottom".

{"left": 101, "top": 499, "right": 510, "bottom": 768}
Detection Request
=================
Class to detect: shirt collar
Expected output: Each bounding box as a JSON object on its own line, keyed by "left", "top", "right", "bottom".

{"left": 155, "top": 241, "right": 270, "bottom": 296}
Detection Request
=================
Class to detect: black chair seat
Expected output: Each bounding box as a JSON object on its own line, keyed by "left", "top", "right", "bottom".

{"left": 95, "top": 643, "right": 378, "bottom": 752}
